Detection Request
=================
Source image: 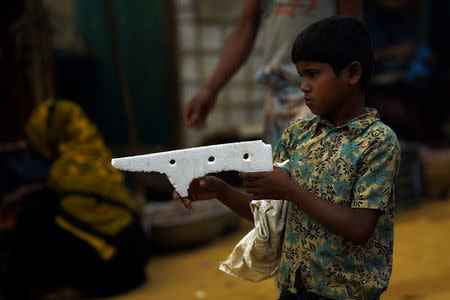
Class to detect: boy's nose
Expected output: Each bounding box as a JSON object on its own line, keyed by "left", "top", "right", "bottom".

{"left": 300, "top": 81, "right": 310, "bottom": 93}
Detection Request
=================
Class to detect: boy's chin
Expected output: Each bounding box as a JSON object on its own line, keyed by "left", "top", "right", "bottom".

{"left": 307, "top": 106, "right": 320, "bottom": 116}
{"left": 306, "top": 103, "right": 326, "bottom": 117}
{"left": 305, "top": 102, "right": 318, "bottom": 114}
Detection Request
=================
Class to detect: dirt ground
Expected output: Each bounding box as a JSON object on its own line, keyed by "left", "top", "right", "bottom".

{"left": 107, "top": 199, "right": 450, "bottom": 300}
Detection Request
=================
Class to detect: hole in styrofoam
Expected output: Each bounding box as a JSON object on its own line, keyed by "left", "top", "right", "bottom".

{"left": 243, "top": 153, "right": 249, "bottom": 160}
{"left": 208, "top": 156, "right": 215, "bottom": 163}
{"left": 170, "top": 159, "right": 176, "bottom": 165}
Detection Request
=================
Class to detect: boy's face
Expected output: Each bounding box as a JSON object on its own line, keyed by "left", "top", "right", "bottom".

{"left": 295, "top": 61, "right": 349, "bottom": 119}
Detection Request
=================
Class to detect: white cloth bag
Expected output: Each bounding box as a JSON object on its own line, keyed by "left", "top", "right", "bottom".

{"left": 219, "top": 198, "right": 289, "bottom": 281}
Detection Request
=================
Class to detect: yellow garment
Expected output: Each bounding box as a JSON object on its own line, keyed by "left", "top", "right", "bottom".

{"left": 55, "top": 216, "right": 116, "bottom": 260}
{"left": 25, "top": 99, "right": 136, "bottom": 259}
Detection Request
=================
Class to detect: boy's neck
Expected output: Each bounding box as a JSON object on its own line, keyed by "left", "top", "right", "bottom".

{"left": 326, "top": 94, "right": 366, "bottom": 127}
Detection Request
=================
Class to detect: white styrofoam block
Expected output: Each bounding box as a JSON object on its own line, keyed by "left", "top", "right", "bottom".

{"left": 112, "top": 140, "right": 273, "bottom": 197}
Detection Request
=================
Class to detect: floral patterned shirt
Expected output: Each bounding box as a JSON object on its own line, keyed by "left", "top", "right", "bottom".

{"left": 273, "top": 108, "right": 400, "bottom": 299}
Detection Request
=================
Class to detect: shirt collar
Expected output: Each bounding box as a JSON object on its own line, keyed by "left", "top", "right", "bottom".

{"left": 310, "top": 107, "right": 380, "bottom": 138}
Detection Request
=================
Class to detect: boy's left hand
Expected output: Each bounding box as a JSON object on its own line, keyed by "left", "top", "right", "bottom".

{"left": 240, "top": 167, "right": 295, "bottom": 200}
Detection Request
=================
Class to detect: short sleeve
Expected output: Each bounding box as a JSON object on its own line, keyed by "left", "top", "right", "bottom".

{"left": 352, "top": 133, "right": 400, "bottom": 211}
{"left": 272, "top": 127, "right": 291, "bottom": 166}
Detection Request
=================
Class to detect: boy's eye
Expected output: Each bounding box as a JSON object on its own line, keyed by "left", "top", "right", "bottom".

{"left": 298, "top": 70, "right": 318, "bottom": 79}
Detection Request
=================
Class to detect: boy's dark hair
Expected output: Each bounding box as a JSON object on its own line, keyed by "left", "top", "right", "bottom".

{"left": 291, "top": 16, "right": 374, "bottom": 90}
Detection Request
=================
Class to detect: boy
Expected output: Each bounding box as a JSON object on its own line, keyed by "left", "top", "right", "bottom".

{"left": 176, "top": 16, "right": 400, "bottom": 300}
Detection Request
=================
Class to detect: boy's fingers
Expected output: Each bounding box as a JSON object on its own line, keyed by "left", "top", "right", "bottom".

{"left": 180, "top": 198, "right": 192, "bottom": 209}
{"left": 239, "top": 172, "right": 260, "bottom": 180}
{"left": 202, "top": 176, "right": 220, "bottom": 186}
{"left": 184, "top": 199, "right": 192, "bottom": 209}
{"left": 188, "top": 179, "right": 199, "bottom": 200}
{"left": 242, "top": 180, "right": 259, "bottom": 188}
{"left": 199, "top": 180, "right": 208, "bottom": 189}
{"left": 199, "top": 176, "right": 220, "bottom": 190}
{"left": 173, "top": 191, "right": 193, "bottom": 209}
{"left": 252, "top": 194, "right": 265, "bottom": 200}
{"left": 245, "top": 187, "right": 263, "bottom": 194}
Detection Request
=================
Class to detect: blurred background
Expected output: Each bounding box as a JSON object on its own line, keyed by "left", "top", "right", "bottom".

{"left": 0, "top": 0, "right": 449, "bottom": 299}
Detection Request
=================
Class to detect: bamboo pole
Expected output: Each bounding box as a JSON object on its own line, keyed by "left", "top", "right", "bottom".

{"left": 102, "top": 0, "right": 139, "bottom": 148}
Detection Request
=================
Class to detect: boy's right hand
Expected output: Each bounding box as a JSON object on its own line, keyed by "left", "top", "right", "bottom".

{"left": 173, "top": 176, "right": 226, "bottom": 209}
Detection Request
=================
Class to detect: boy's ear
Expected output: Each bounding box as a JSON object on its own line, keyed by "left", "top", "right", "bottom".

{"left": 344, "top": 61, "right": 362, "bottom": 86}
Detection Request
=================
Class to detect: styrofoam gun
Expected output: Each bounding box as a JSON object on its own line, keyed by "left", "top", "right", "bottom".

{"left": 111, "top": 140, "right": 273, "bottom": 197}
